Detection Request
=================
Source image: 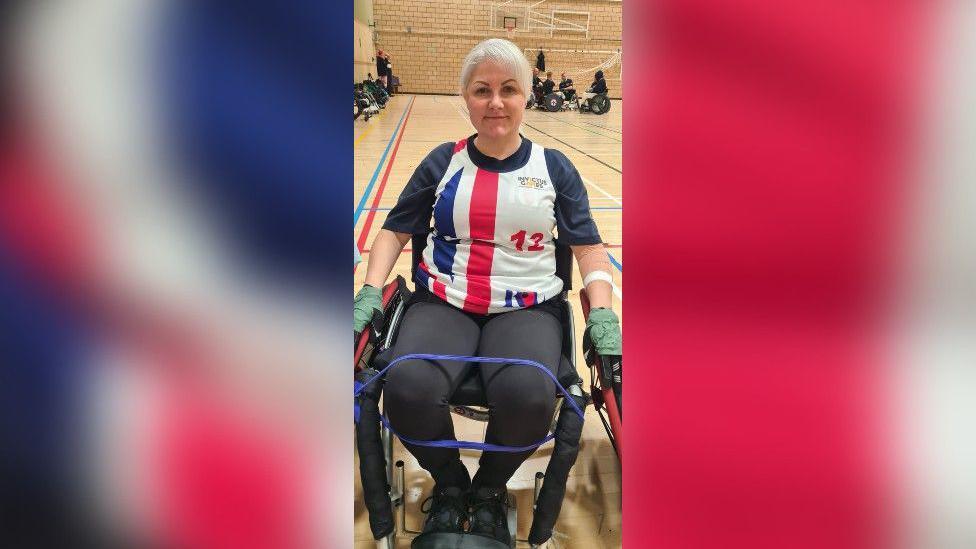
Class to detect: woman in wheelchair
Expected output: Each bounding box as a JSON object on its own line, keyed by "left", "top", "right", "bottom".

{"left": 353, "top": 38, "right": 621, "bottom": 546}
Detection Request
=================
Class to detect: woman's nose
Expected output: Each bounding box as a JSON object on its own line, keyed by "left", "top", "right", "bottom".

{"left": 489, "top": 93, "right": 504, "bottom": 109}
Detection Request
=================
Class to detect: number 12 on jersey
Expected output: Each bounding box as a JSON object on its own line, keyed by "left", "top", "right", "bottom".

{"left": 510, "top": 230, "right": 545, "bottom": 251}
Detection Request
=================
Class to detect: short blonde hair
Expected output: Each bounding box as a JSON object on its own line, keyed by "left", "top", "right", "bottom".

{"left": 459, "top": 38, "right": 532, "bottom": 96}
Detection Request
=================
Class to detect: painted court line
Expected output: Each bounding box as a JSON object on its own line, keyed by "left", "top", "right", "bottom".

{"left": 452, "top": 97, "right": 476, "bottom": 129}
{"left": 534, "top": 111, "right": 622, "bottom": 142}
{"left": 355, "top": 97, "right": 417, "bottom": 271}
{"left": 521, "top": 121, "right": 622, "bottom": 174}
{"left": 354, "top": 98, "right": 413, "bottom": 228}
{"left": 354, "top": 112, "right": 379, "bottom": 147}
{"left": 581, "top": 176, "right": 622, "bottom": 206}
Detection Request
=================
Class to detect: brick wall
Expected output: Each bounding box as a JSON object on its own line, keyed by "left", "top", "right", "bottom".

{"left": 372, "top": 0, "right": 622, "bottom": 98}
{"left": 355, "top": 19, "right": 376, "bottom": 83}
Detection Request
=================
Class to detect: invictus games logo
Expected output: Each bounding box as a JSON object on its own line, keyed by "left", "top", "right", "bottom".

{"left": 517, "top": 176, "right": 550, "bottom": 190}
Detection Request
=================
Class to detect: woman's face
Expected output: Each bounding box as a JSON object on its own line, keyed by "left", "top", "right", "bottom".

{"left": 463, "top": 61, "right": 524, "bottom": 142}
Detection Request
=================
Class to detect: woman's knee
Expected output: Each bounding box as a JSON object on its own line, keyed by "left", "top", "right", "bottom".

{"left": 384, "top": 363, "right": 448, "bottom": 411}
{"left": 383, "top": 366, "right": 451, "bottom": 439}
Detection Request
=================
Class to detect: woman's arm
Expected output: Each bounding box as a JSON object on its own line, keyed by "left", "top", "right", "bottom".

{"left": 364, "top": 229, "right": 411, "bottom": 288}
{"left": 572, "top": 243, "right": 614, "bottom": 310}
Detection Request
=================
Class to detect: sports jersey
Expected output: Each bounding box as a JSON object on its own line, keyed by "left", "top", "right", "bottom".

{"left": 383, "top": 135, "right": 601, "bottom": 314}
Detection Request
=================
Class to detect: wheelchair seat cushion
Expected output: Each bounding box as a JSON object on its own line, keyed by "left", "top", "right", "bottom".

{"left": 451, "top": 368, "right": 488, "bottom": 407}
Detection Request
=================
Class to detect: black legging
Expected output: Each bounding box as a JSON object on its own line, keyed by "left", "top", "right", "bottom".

{"left": 383, "top": 288, "right": 562, "bottom": 490}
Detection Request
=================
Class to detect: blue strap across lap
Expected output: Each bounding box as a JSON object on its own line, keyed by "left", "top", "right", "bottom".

{"left": 354, "top": 353, "right": 586, "bottom": 453}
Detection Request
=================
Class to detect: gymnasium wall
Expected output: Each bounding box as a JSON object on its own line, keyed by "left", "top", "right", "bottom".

{"left": 372, "top": 0, "right": 622, "bottom": 98}
{"left": 354, "top": 19, "right": 376, "bottom": 83}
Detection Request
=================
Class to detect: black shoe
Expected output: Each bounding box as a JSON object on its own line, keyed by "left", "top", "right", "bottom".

{"left": 467, "top": 486, "right": 510, "bottom": 545}
{"left": 420, "top": 485, "right": 468, "bottom": 534}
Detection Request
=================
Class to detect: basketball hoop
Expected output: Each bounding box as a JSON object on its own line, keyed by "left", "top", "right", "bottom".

{"left": 503, "top": 16, "right": 517, "bottom": 39}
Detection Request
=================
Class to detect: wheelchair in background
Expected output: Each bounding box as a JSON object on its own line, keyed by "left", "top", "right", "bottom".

{"left": 579, "top": 93, "right": 611, "bottom": 115}
{"left": 354, "top": 235, "right": 622, "bottom": 548}
{"left": 355, "top": 84, "right": 381, "bottom": 121}
{"left": 526, "top": 88, "right": 612, "bottom": 116}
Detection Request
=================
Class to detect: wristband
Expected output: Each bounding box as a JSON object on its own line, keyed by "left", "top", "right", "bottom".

{"left": 582, "top": 270, "right": 613, "bottom": 288}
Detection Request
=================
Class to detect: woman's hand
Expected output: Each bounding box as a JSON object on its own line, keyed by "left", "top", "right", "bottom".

{"left": 354, "top": 285, "right": 384, "bottom": 333}
{"left": 585, "top": 307, "right": 621, "bottom": 355}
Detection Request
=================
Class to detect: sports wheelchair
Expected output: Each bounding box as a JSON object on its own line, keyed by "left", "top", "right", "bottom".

{"left": 578, "top": 93, "right": 611, "bottom": 115}
{"left": 535, "top": 88, "right": 580, "bottom": 113}
{"left": 355, "top": 84, "right": 381, "bottom": 121}
{"left": 354, "top": 234, "right": 622, "bottom": 548}
{"left": 526, "top": 88, "right": 611, "bottom": 116}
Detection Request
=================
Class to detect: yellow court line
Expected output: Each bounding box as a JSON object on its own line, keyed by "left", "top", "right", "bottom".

{"left": 354, "top": 116, "right": 378, "bottom": 147}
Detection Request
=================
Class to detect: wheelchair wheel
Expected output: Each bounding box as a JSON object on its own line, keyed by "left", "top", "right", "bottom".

{"left": 590, "top": 94, "right": 611, "bottom": 115}
{"left": 544, "top": 93, "right": 564, "bottom": 112}
{"left": 525, "top": 96, "right": 534, "bottom": 109}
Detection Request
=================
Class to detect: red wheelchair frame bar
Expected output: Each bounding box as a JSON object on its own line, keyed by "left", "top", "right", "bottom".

{"left": 354, "top": 280, "right": 402, "bottom": 373}
{"left": 579, "top": 291, "right": 623, "bottom": 462}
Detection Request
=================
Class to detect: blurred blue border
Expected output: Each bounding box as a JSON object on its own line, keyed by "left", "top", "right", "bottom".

{"left": 165, "top": 1, "right": 353, "bottom": 292}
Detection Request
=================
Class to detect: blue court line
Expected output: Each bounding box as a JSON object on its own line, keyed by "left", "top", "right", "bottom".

{"left": 354, "top": 98, "right": 413, "bottom": 227}
{"left": 608, "top": 252, "right": 622, "bottom": 272}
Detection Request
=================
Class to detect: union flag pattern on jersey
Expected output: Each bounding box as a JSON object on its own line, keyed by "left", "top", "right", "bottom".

{"left": 384, "top": 135, "right": 601, "bottom": 314}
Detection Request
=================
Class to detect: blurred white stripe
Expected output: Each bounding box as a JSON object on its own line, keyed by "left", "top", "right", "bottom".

{"left": 901, "top": 2, "right": 976, "bottom": 547}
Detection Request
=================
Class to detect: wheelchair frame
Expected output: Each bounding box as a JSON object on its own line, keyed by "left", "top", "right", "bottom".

{"left": 354, "top": 235, "right": 622, "bottom": 548}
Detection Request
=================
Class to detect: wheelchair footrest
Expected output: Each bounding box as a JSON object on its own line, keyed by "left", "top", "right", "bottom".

{"left": 411, "top": 532, "right": 511, "bottom": 549}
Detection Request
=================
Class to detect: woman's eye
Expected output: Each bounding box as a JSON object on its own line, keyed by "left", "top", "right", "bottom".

{"left": 502, "top": 86, "right": 516, "bottom": 94}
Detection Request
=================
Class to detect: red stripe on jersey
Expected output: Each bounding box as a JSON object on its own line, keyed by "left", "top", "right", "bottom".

{"left": 419, "top": 260, "right": 448, "bottom": 301}
{"left": 432, "top": 280, "right": 447, "bottom": 300}
{"left": 453, "top": 139, "right": 467, "bottom": 153}
{"left": 463, "top": 169, "right": 499, "bottom": 314}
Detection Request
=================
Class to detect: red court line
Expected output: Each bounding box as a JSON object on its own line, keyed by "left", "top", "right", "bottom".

{"left": 354, "top": 97, "right": 416, "bottom": 273}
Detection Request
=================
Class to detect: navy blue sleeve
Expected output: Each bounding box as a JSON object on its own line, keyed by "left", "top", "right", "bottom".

{"left": 545, "top": 149, "right": 602, "bottom": 245}
{"left": 381, "top": 142, "right": 454, "bottom": 235}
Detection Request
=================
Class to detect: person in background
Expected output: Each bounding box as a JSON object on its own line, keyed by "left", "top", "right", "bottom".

{"left": 559, "top": 72, "right": 576, "bottom": 100}
{"left": 587, "top": 69, "right": 608, "bottom": 96}
{"left": 375, "top": 50, "right": 388, "bottom": 89}
{"left": 542, "top": 71, "right": 555, "bottom": 95}
{"left": 383, "top": 52, "right": 395, "bottom": 95}
{"left": 583, "top": 69, "right": 608, "bottom": 110}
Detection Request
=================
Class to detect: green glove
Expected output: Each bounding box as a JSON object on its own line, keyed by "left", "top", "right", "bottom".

{"left": 354, "top": 285, "right": 383, "bottom": 333}
{"left": 586, "top": 307, "right": 622, "bottom": 355}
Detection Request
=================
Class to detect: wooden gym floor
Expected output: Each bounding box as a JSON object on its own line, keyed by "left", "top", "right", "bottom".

{"left": 354, "top": 94, "right": 623, "bottom": 548}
